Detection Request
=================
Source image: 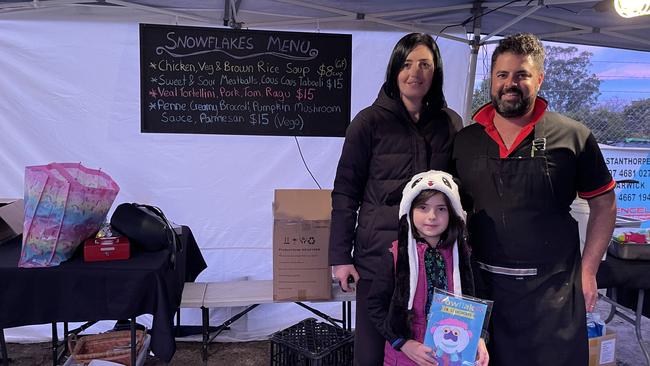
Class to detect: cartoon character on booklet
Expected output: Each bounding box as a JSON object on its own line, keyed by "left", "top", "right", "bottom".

{"left": 430, "top": 318, "right": 472, "bottom": 366}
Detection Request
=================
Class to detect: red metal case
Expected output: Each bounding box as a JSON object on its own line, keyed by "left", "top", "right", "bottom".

{"left": 84, "top": 236, "right": 130, "bottom": 262}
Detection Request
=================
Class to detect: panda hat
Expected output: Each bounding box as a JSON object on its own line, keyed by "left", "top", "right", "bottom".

{"left": 398, "top": 170, "right": 466, "bottom": 309}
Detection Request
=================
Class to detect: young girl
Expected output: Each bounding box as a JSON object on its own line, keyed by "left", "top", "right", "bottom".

{"left": 367, "top": 170, "right": 489, "bottom": 366}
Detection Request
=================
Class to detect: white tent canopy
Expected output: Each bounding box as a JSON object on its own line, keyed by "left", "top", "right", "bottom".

{"left": 1, "top": 0, "right": 647, "bottom": 344}
{"left": 3, "top": 0, "right": 649, "bottom": 51}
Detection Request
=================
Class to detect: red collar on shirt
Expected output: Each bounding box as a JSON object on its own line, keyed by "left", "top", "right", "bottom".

{"left": 473, "top": 98, "right": 548, "bottom": 158}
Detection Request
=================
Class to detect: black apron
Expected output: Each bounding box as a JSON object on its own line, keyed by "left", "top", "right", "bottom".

{"left": 466, "top": 118, "right": 588, "bottom": 366}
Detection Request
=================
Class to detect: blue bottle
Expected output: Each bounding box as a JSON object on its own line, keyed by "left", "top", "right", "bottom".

{"left": 586, "top": 312, "right": 604, "bottom": 338}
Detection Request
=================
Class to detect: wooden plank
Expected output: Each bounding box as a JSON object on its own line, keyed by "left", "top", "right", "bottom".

{"left": 180, "top": 282, "right": 207, "bottom": 308}
{"left": 203, "top": 280, "right": 274, "bottom": 308}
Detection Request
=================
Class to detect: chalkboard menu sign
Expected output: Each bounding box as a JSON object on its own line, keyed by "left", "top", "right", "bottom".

{"left": 140, "top": 24, "right": 351, "bottom": 137}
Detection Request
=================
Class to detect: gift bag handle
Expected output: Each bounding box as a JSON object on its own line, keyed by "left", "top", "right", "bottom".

{"left": 22, "top": 170, "right": 48, "bottom": 239}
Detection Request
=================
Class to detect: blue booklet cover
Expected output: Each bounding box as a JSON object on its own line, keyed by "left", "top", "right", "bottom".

{"left": 423, "top": 289, "right": 489, "bottom": 366}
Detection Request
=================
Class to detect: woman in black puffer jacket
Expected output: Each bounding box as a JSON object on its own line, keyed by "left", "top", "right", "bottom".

{"left": 329, "top": 32, "right": 462, "bottom": 365}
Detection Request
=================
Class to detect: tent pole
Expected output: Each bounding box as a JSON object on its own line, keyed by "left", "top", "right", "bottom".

{"left": 481, "top": 4, "right": 542, "bottom": 43}
{"left": 223, "top": 0, "right": 229, "bottom": 26}
{"left": 463, "top": 2, "right": 483, "bottom": 126}
{"left": 464, "top": 40, "right": 480, "bottom": 126}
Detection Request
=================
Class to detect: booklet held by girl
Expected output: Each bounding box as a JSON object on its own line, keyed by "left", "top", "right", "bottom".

{"left": 423, "top": 289, "right": 492, "bottom": 366}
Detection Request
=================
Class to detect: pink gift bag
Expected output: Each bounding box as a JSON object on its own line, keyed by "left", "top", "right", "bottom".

{"left": 19, "top": 163, "right": 120, "bottom": 267}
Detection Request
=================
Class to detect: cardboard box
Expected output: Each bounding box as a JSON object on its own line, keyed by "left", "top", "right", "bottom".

{"left": 588, "top": 329, "right": 616, "bottom": 366}
{"left": 0, "top": 198, "right": 24, "bottom": 244}
{"left": 273, "top": 189, "right": 332, "bottom": 301}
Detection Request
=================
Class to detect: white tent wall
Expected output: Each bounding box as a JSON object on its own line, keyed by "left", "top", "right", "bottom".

{"left": 0, "top": 8, "right": 469, "bottom": 342}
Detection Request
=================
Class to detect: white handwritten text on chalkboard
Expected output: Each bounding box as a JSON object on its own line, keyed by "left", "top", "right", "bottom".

{"left": 141, "top": 24, "right": 351, "bottom": 136}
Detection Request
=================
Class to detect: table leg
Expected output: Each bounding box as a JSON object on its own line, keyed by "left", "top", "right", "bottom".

{"left": 175, "top": 309, "right": 181, "bottom": 337}
{"left": 634, "top": 290, "right": 650, "bottom": 366}
{"left": 63, "top": 323, "right": 69, "bottom": 355}
{"left": 130, "top": 318, "right": 137, "bottom": 366}
{"left": 600, "top": 289, "right": 650, "bottom": 366}
{"left": 294, "top": 302, "right": 346, "bottom": 329}
{"left": 215, "top": 305, "right": 258, "bottom": 336}
{"left": 346, "top": 301, "right": 352, "bottom": 331}
{"left": 1, "top": 328, "right": 9, "bottom": 366}
{"left": 202, "top": 307, "right": 210, "bottom": 363}
{"left": 340, "top": 300, "right": 353, "bottom": 331}
{"left": 51, "top": 323, "right": 58, "bottom": 366}
{"left": 604, "top": 288, "right": 617, "bottom": 323}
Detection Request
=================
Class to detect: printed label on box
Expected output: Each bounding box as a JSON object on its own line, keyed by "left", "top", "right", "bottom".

{"left": 599, "top": 338, "right": 616, "bottom": 364}
{"left": 272, "top": 189, "right": 332, "bottom": 301}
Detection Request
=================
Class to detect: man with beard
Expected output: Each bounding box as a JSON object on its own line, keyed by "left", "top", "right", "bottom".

{"left": 451, "top": 33, "right": 616, "bottom": 365}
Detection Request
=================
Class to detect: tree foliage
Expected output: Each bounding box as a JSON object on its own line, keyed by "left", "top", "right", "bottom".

{"left": 469, "top": 45, "right": 648, "bottom": 144}
{"left": 471, "top": 45, "right": 602, "bottom": 116}
{"left": 570, "top": 107, "right": 626, "bottom": 144}
{"left": 471, "top": 78, "right": 490, "bottom": 114}
{"left": 622, "top": 98, "right": 650, "bottom": 138}
{"left": 540, "top": 46, "right": 601, "bottom": 114}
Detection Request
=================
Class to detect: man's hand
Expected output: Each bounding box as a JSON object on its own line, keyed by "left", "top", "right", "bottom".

{"left": 401, "top": 340, "right": 438, "bottom": 366}
{"left": 332, "top": 264, "right": 359, "bottom": 292}
{"left": 475, "top": 338, "right": 489, "bottom": 366}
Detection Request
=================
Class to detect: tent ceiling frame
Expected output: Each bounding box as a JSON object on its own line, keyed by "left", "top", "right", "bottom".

{"left": 0, "top": 0, "right": 218, "bottom": 22}
{"left": 606, "top": 23, "right": 650, "bottom": 32}
{"left": 497, "top": 7, "right": 593, "bottom": 31}
{"left": 246, "top": 15, "right": 355, "bottom": 29}
{"left": 104, "top": 0, "right": 214, "bottom": 23}
{"left": 1, "top": 0, "right": 647, "bottom": 50}
{"left": 246, "top": 0, "right": 470, "bottom": 43}
{"left": 0, "top": 0, "right": 82, "bottom": 13}
{"left": 539, "top": 23, "right": 650, "bottom": 41}
{"left": 245, "top": 0, "right": 595, "bottom": 43}
{"left": 223, "top": 0, "right": 241, "bottom": 28}
{"left": 600, "top": 30, "right": 650, "bottom": 45}
{"left": 363, "top": 16, "right": 469, "bottom": 43}
{"left": 274, "top": 0, "right": 356, "bottom": 17}
{"left": 480, "top": 3, "right": 543, "bottom": 43}
{"left": 538, "top": 28, "right": 598, "bottom": 38}
{"left": 369, "top": 4, "right": 474, "bottom": 18}
{"left": 496, "top": 6, "right": 650, "bottom": 47}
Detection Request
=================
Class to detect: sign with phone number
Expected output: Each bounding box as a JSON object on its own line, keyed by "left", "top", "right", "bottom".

{"left": 601, "top": 145, "right": 650, "bottom": 221}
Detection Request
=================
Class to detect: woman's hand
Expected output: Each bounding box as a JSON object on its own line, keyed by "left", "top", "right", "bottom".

{"left": 332, "top": 264, "right": 359, "bottom": 292}
{"left": 475, "top": 337, "right": 489, "bottom": 366}
{"left": 401, "top": 340, "right": 438, "bottom": 366}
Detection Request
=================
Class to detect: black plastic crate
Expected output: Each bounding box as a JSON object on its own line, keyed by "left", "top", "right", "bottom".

{"left": 270, "top": 318, "right": 353, "bottom": 366}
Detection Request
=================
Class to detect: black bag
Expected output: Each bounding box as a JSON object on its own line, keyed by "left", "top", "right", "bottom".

{"left": 110, "top": 203, "right": 180, "bottom": 267}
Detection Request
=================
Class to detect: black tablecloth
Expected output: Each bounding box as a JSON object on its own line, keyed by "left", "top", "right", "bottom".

{"left": 597, "top": 253, "right": 650, "bottom": 317}
{"left": 596, "top": 253, "right": 650, "bottom": 290}
{"left": 0, "top": 226, "right": 206, "bottom": 362}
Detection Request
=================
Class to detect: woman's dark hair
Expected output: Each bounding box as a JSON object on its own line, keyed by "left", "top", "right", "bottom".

{"left": 384, "top": 33, "right": 447, "bottom": 111}
{"left": 409, "top": 189, "right": 464, "bottom": 249}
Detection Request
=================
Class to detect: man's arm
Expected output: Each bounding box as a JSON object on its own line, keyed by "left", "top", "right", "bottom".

{"left": 581, "top": 190, "right": 616, "bottom": 311}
